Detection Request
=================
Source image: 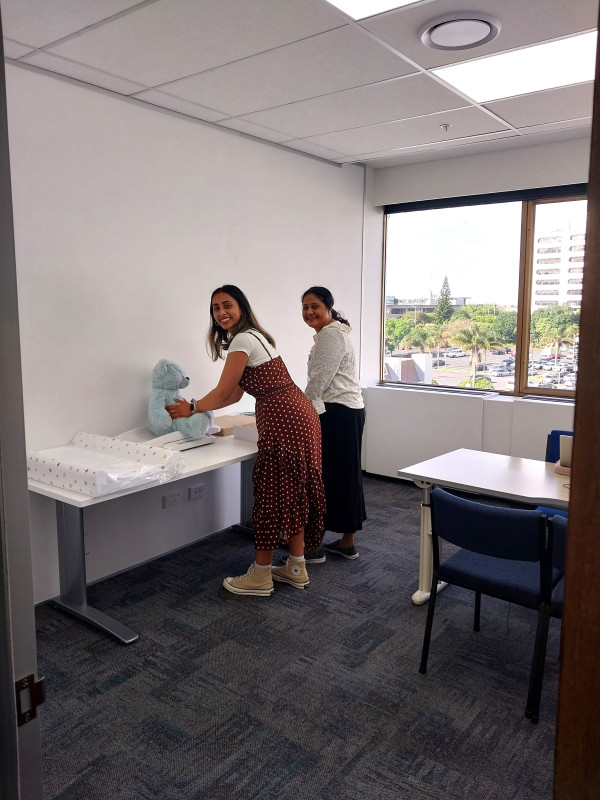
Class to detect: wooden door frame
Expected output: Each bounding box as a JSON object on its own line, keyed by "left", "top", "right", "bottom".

{"left": 554, "top": 10, "right": 600, "bottom": 798}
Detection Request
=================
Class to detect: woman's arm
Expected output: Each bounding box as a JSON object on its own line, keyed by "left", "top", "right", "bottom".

{"left": 305, "top": 327, "right": 345, "bottom": 410}
{"left": 167, "top": 352, "right": 248, "bottom": 418}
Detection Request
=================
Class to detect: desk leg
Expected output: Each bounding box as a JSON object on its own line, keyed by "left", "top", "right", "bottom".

{"left": 51, "top": 502, "right": 138, "bottom": 645}
{"left": 234, "top": 456, "right": 255, "bottom": 534}
{"left": 411, "top": 483, "right": 447, "bottom": 605}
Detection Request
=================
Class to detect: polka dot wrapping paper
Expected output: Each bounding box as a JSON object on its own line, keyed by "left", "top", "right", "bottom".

{"left": 27, "top": 432, "right": 184, "bottom": 497}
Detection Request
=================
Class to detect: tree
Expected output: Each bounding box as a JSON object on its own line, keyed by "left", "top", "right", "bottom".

{"left": 384, "top": 317, "right": 412, "bottom": 353}
{"left": 491, "top": 310, "right": 518, "bottom": 345}
{"left": 451, "top": 322, "right": 499, "bottom": 387}
{"left": 401, "top": 325, "right": 430, "bottom": 352}
{"left": 435, "top": 276, "right": 453, "bottom": 325}
{"left": 531, "top": 304, "right": 580, "bottom": 358}
{"left": 423, "top": 323, "right": 446, "bottom": 358}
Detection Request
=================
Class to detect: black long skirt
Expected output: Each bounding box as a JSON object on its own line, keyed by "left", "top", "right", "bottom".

{"left": 320, "top": 402, "right": 366, "bottom": 534}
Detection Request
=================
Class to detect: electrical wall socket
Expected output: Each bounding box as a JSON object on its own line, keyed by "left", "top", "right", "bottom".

{"left": 188, "top": 485, "right": 205, "bottom": 501}
{"left": 162, "top": 492, "right": 181, "bottom": 509}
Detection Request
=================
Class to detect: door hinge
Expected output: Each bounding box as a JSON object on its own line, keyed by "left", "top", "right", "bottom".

{"left": 15, "top": 674, "right": 45, "bottom": 726}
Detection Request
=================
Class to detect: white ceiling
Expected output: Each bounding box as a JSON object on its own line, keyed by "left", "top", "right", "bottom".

{"left": 1, "top": 0, "right": 598, "bottom": 168}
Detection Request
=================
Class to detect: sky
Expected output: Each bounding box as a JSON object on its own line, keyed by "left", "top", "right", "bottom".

{"left": 385, "top": 199, "right": 588, "bottom": 308}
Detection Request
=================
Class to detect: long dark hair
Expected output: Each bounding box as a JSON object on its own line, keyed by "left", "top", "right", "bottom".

{"left": 302, "top": 286, "right": 350, "bottom": 327}
{"left": 208, "top": 284, "right": 276, "bottom": 361}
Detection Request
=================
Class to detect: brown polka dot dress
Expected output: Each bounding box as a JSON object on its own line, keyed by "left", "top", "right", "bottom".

{"left": 238, "top": 351, "right": 325, "bottom": 551}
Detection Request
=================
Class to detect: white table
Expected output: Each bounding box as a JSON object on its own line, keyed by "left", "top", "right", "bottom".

{"left": 29, "top": 437, "right": 258, "bottom": 644}
{"left": 397, "top": 448, "right": 570, "bottom": 605}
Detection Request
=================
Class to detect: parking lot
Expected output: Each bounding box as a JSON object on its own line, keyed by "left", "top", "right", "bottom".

{"left": 393, "top": 347, "right": 577, "bottom": 391}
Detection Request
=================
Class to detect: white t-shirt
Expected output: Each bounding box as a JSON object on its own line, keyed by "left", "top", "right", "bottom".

{"left": 228, "top": 329, "right": 278, "bottom": 367}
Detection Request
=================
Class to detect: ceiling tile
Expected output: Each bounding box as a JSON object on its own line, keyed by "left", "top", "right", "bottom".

{"left": 46, "top": 0, "right": 347, "bottom": 86}
{"left": 21, "top": 51, "right": 148, "bottom": 94}
{"left": 2, "top": 0, "right": 596, "bottom": 169}
{"left": 161, "top": 26, "right": 414, "bottom": 117}
{"left": 485, "top": 83, "right": 595, "bottom": 129}
{"left": 302, "top": 107, "right": 511, "bottom": 156}
{"left": 133, "top": 89, "right": 227, "bottom": 122}
{"left": 352, "top": 129, "right": 522, "bottom": 161}
{"left": 0, "top": 0, "right": 142, "bottom": 49}
{"left": 240, "top": 74, "right": 468, "bottom": 140}
{"left": 360, "top": 0, "right": 600, "bottom": 70}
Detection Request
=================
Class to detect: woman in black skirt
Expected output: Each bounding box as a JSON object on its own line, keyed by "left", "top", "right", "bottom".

{"left": 301, "top": 286, "right": 366, "bottom": 562}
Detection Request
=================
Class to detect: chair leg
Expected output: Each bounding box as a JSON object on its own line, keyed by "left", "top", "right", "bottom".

{"left": 474, "top": 590, "right": 481, "bottom": 632}
{"left": 419, "top": 574, "right": 439, "bottom": 674}
{"left": 525, "top": 604, "right": 551, "bottom": 723}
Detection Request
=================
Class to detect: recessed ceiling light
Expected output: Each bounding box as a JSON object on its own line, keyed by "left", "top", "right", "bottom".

{"left": 325, "top": 0, "right": 419, "bottom": 21}
{"left": 433, "top": 31, "right": 598, "bottom": 103}
{"left": 421, "top": 14, "right": 501, "bottom": 51}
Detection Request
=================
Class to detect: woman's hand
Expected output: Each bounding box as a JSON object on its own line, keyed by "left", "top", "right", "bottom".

{"left": 166, "top": 398, "right": 191, "bottom": 419}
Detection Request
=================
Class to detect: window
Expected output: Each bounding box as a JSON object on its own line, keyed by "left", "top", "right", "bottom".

{"left": 383, "top": 186, "right": 586, "bottom": 397}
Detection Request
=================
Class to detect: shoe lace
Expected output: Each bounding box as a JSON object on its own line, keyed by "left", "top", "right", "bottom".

{"left": 235, "top": 564, "right": 256, "bottom": 583}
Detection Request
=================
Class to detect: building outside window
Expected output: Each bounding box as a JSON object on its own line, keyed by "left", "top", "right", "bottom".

{"left": 383, "top": 188, "right": 586, "bottom": 397}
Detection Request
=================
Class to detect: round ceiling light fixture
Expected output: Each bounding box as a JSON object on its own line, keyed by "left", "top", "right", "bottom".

{"left": 421, "top": 13, "right": 501, "bottom": 51}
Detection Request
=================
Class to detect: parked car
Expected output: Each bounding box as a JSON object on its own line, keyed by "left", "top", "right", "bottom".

{"left": 446, "top": 349, "right": 463, "bottom": 358}
{"left": 491, "top": 349, "right": 505, "bottom": 355}
{"left": 432, "top": 358, "right": 446, "bottom": 366}
{"left": 476, "top": 363, "right": 488, "bottom": 371}
{"left": 491, "top": 367, "right": 511, "bottom": 377}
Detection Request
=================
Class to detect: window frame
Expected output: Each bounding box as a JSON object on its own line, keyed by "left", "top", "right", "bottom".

{"left": 382, "top": 184, "right": 587, "bottom": 399}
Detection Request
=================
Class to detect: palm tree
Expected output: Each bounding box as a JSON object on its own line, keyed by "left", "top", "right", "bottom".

{"left": 451, "top": 322, "right": 498, "bottom": 387}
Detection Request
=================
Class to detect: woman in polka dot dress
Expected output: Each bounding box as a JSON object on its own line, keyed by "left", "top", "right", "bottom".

{"left": 167, "top": 285, "right": 325, "bottom": 597}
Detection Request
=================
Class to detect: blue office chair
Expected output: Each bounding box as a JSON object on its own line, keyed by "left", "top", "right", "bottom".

{"left": 549, "top": 515, "right": 568, "bottom": 619}
{"left": 420, "top": 489, "right": 560, "bottom": 723}
{"left": 537, "top": 429, "right": 572, "bottom": 518}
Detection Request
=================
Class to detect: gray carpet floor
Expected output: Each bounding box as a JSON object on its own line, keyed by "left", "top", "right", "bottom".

{"left": 36, "top": 475, "right": 560, "bottom": 800}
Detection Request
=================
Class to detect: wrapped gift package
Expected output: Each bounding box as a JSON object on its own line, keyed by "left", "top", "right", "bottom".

{"left": 27, "top": 432, "right": 184, "bottom": 497}
{"left": 213, "top": 414, "right": 257, "bottom": 437}
{"left": 233, "top": 425, "right": 259, "bottom": 443}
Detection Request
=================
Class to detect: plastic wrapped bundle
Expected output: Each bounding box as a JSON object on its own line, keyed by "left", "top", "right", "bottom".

{"left": 27, "top": 432, "right": 184, "bottom": 497}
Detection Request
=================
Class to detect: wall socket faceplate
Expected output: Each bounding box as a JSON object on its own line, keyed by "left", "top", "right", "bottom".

{"left": 162, "top": 492, "right": 181, "bottom": 509}
{"left": 188, "top": 485, "right": 205, "bottom": 500}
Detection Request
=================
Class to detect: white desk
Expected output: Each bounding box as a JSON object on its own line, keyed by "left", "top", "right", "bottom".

{"left": 397, "top": 448, "right": 570, "bottom": 605}
{"left": 29, "top": 437, "right": 258, "bottom": 644}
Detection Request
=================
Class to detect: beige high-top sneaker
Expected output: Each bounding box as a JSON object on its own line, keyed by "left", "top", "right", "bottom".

{"left": 271, "top": 558, "right": 309, "bottom": 589}
{"left": 223, "top": 563, "right": 274, "bottom": 596}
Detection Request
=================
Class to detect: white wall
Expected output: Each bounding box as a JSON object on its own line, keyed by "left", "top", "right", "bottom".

{"left": 6, "top": 65, "right": 366, "bottom": 602}
{"left": 371, "top": 136, "right": 591, "bottom": 206}
{"left": 365, "top": 387, "right": 574, "bottom": 478}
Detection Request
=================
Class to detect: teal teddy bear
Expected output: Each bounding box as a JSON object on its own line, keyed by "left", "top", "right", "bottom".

{"left": 148, "top": 359, "right": 214, "bottom": 438}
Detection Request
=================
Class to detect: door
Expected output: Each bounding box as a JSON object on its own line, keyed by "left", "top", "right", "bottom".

{"left": 0, "top": 9, "right": 44, "bottom": 799}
